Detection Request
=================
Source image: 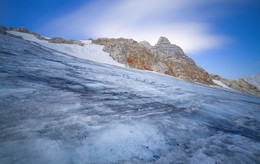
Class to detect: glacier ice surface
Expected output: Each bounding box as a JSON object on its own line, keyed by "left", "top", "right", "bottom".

{"left": 0, "top": 34, "right": 260, "bottom": 163}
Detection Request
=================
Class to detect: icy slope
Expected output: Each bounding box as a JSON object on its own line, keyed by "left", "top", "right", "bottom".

{"left": 0, "top": 34, "right": 260, "bottom": 164}
{"left": 7, "top": 30, "right": 124, "bottom": 67}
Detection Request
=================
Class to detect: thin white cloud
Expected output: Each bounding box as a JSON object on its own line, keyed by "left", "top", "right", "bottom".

{"left": 43, "top": 0, "right": 232, "bottom": 54}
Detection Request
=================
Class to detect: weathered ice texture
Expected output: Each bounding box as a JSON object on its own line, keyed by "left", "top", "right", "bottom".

{"left": 93, "top": 37, "right": 214, "bottom": 85}
{"left": 210, "top": 74, "right": 260, "bottom": 96}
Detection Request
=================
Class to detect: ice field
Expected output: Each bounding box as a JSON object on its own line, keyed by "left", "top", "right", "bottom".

{"left": 0, "top": 34, "right": 260, "bottom": 163}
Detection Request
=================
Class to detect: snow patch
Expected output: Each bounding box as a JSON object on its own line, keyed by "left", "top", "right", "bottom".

{"left": 7, "top": 31, "right": 124, "bottom": 67}
{"left": 213, "top": 80, "right": 231, "bottom": 89}
{"left": 79, "top": 39, "right": 92, "bottom": 45}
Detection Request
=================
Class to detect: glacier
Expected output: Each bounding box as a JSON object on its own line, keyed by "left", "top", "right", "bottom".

{"left": 0, "top": 33, "right": 260, "bottom": 164}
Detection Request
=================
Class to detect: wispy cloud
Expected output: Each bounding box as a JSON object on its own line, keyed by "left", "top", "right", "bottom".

{"left": 43, "top": 0, "right": 234, "bottom": 54}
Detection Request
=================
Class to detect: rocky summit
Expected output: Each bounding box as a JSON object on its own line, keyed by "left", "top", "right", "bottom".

{"left": 93, "top": 37, "right": 213, "bottom": 85}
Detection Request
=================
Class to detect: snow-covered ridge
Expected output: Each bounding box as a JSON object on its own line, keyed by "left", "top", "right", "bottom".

{"left": 7, "top": 31, "right": 124, "bottom": 67}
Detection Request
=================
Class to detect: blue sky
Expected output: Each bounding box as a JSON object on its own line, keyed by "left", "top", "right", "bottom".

{"left": 1, "top": 0, "right": 259, "bottom": 79}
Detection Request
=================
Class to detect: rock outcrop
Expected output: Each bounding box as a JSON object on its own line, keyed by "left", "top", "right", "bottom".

{"left": 0, "top": 25, "right": 8, "bottom": 34}
{"left": 93, "top": 37, "right": 214, "bottom": 85}
{"left": 0, "top": 26, "right": 23, "bottom": 39}
{"left": 9, "top": 26, "right": 30, "bottom": 33}
{"left": 48, "top": 37, "right": 83, "bottom": 45}
{"left": 210, "top": 74, "right": 260, "bottom": 96}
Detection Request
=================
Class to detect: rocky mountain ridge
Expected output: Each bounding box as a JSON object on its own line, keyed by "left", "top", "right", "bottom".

{"left": 93, "top": 37, "right": 260, "bottom": 96}
{"left": 242, "top": 73, "right": 260, "bottom": 90}
{"left": 209, "top": 74, "right": 260, "bottom": 96}
{"left": 1, "top": 25, "right": 260, "bottom": 96}
{"left": 92, "top": 37, "right": 213, "bottom": 85}
{"left": 1, "top": 26, "right": 83, "bottom": 45}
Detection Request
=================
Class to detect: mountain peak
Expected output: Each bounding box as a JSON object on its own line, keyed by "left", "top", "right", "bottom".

{"left": 156, "top": 36, "right": 171, "bottom": 45}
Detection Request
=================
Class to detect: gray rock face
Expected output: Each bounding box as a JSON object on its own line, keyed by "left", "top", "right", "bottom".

{"left": 156, "top": 36, "right": 171, "bottom": 45}
{"left": 242, "top": 73, "right": 260, "bottom": 90}
{"left": 139, "top": 41, "right": 152, "bottom": 49}
{"left": 93, "top": 37, "right": 213, "bottom": 85}
{"left": 210, "top": 74, "right": 260, "bottom": 96}
{"left": 153, "top": 38, "right": 196, "bottom": 66}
